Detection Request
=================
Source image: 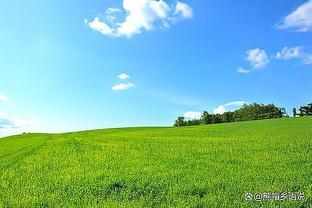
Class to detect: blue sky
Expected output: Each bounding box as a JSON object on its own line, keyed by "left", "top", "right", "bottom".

{"left": 0, "top": 0, "right": 311, "bottom": 137}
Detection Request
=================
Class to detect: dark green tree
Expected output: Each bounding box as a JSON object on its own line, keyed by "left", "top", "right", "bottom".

{"left": 187, "top": 119, "right": 201, "bottom": 126}
{"left": 299, "top": 103, "right": 312, "bottom": 116}
{"left": 174, "top": 116, "right": 187, "bottom": 127}
{"left": 174, "top": 102, "right": 286, "bottom": 127}
{"left": 222, "top": 111, "right": 234, "bottom": 123}
{"left": 201, "top": 111, "right": 212, "bottom": 125}
{"left": 233, "top": 103, "right": 283, "bottom": 121}
{"left": 211, "top": 114, "right": 222, "bottom": 124}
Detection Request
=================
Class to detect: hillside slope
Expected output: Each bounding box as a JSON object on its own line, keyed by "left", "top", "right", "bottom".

{"left": 0, "top": 117, "right": 311, "bottom": 207}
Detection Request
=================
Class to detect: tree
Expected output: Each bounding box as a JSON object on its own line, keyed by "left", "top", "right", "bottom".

{"left": 293, "top": 108, "right": 297, "bottom": 117}
{"left": 173, "top": 102, "right": 287, "bottom": 127}
{"left": 187, "top": 119, "right": 201, "bottom": 126}
{"left": 201, "top": 111, "right": 212, "bottom": 125}
{"left": 299, "top": 103, "right": 312, "bottom": 116}
{"left": 174, "top": 116, "right": 187, "bottom": 127}
{"left": 222, "top": 111, "right": 234, "bottom": 123}
{"left": 211, "top": 114, "right": 222, "bottom": 124}
{"left": 233, "top": 103, "right": 283, "bottom": 121}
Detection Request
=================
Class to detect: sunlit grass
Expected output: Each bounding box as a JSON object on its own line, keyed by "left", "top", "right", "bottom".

{"left": 0, "top": 117, "right": 311, "bottom": 207}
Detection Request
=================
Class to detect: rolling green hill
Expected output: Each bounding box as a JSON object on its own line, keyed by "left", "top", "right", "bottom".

{"left": 0, "top": 117, "right": 311, "bottom": 207}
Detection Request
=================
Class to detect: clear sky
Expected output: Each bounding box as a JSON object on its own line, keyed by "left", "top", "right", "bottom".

{"left": 0, "top": 0, "right": 311, "bottom": 137}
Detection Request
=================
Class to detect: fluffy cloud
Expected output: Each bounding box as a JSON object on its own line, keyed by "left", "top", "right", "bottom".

{"left": 118, "top": 73, "right": 130, "bottom": 80}
{"left": 0, "top": 94, "right": 8, "bottom": 101}
{"left": 213, "top": 101, "right": 247, "bottom": 114}
{"left": 245, "top": 48, "right": 269, "bottom": 68}
{"left": 183, "top": 111, "right": 201, "bottom": 120}
{"left": 276, "top": 46, "right": 303, "bottom": 60}
{"left": 277, "top": 0, "right": 312, "bottom": 32}
{"left": 85, "top": 0, "right": 193, "bottom": 37}
{"left": 84, "top": 17, "right": 114, "bottom": 36}
{"left": 237, "top": 48, "right": 269, "bottom": 74}
{"left": 112, "top": 82, "right": 135, "bottom": 91}
{"left": 173, "top": 2, "right": 193, "bottom": 19}
{"left": 276, "top": 46, "right": 312, "bottom": 65}
{"left": 113, "top": 73, "right": 134, "bottom": 91}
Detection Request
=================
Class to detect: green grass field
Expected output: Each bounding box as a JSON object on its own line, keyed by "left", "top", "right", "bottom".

{"left": 0, "top": 117, "right": 311, "bottom": 207}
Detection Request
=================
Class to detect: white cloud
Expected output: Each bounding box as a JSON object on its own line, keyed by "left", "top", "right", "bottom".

{"left": 275, "top": 46, "right": 312, "bottom": 65}
{"left": 0, "top": 94, "right": 8, "bottom": 101}
{"left": 85, "top": 17, "right": 114, "bottom": 36}
{"left": 237, "top": 48, "right": 269, "bottom": 74}
{"left": 118, "top": 73, "right": 130, "bottom": 80}
{"left": 277, "top": 0, "right": 312, "bottom": 32}
{"left": 245, "top": 48, "right": 269, "bottom": 68}
{"left": 237, "top": 67, "right": 250, "bottom": 74}
{"left": 107, "top": 7, "right": 122, "bottom": 14}
{"left": 113, "top": 73, "right": 134, "bottom": 91}
{"left": 174, "top": 1, "right": 193, "bottom": 19}
{"left": 276, "top": 46, "right": 303, "bottom": 59}
{"left": 85, "top": 0, "right": 193, "bottom": 37}
{"left": 0, "top": 112, "right": 39, "bottom": 129}
{"left": 303, "top": 54, "right": 312, "bottom": 65}
{"left": 213, "top": 106, "right": 226, "bottom": 115}
{"left": 112, "top": 82, "right": 135, "bottom": 91}
{"left": 105, "top": 7, "right": 122, "bottom": 23}
{"left": 183, "top": 111, "right": 201, "bottom": 120}
{"left": 213, "top": 101, "right": 247, "bottom": 114}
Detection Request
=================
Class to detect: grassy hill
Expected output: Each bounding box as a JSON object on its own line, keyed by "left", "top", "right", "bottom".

{"left": 0, "top": 117, "right": 311, "bottom": 207}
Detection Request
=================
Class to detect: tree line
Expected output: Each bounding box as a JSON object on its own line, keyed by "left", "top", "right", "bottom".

{"left": 293, "top": 103, "right": 312, "bottom": 117}
{"left": 174, "top": 103, "right": 287, "bottom": 127}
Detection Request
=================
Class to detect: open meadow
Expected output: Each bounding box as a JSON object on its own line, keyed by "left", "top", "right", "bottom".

{"left": 0, "top": 117, "right": 311, "bottom": 207}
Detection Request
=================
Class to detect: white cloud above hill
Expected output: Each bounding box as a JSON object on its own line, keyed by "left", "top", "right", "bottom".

{"left": 0, "top": 95, "right": 41, "bottom": 137}
{"left": 85, "top": 0, "right": 193, "bottom": 37}
{"left": 0, "top": 112, "right": 39, "bottom": 129}
{"left": 213, "top": 101, "right": 247, "bottom": 114}
{"left": 277, "top": 0, "right": 312, "bottom": 32}
{"left": 183, "top": 111, "right": 201, "bottom": 120}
